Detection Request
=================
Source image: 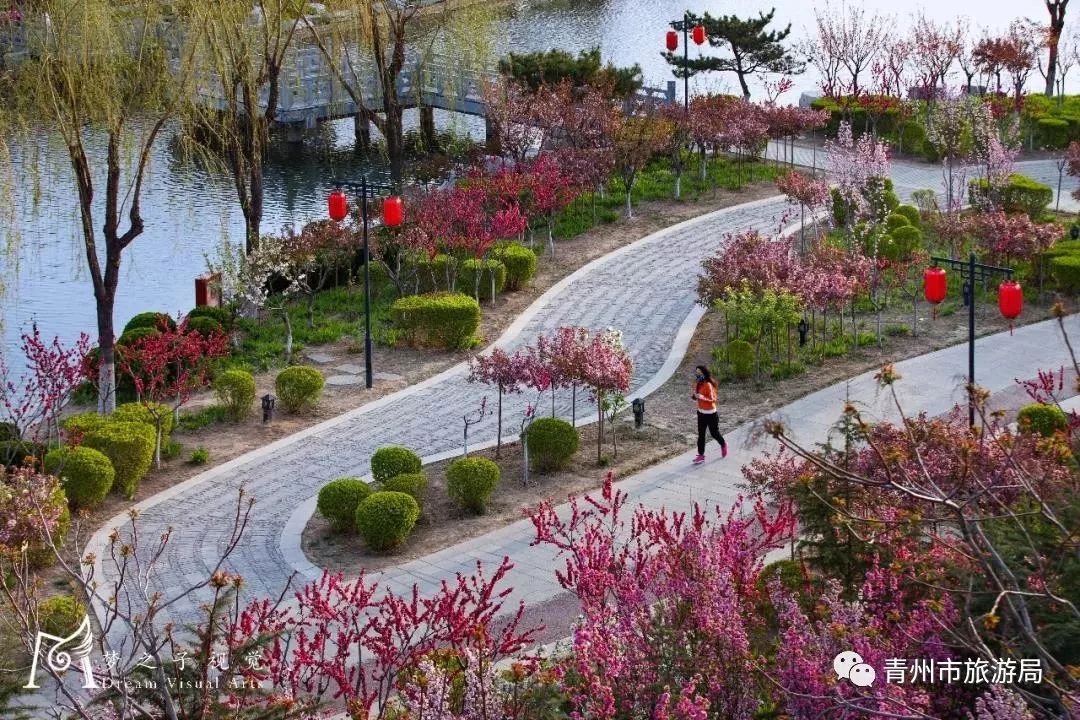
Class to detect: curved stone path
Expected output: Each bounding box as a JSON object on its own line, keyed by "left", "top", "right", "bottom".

{"left": 87, "top": 195, "right": 794, "bottom": 630}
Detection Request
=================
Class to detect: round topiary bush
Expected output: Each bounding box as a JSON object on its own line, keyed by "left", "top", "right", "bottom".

{"left": 525, "top": 418, "right": 579, "bottom": 472}
{"left": 187, "top": 305, "right": 233, "bottom": 330}
{"left": 492, "top": 244, "right": 537, "bottom": 291}
{"left": 884, "top": 225, "right": 923, "bottom": 262}
{"left": 82, "top": 422, "right": 155, "bottom": 499}
{"left": 117, "top": 326, "right": 161, "bottom": 348}
{"left": 213, "top": 369, "right": 256, "bottom": 422}
{"left": 460, "top": 258, "right": 507, "bottom": 301}
{"left": 371, "top": 446, "right": 422, "bottom": 483}
{"left": 317, "top": 477, "right": 373, "bottom": 533}
{"left": 354, "top": 491, "right": 420, "bottom": 551}
{"left": 726, "top": 340, "right": 755, "bottom": 379}
{"left": 0, "top": 422, "right": 19, "bottom": 442}
{"left": 44, "top": 446, "right": 115, "bottom": 508}
{"left": 446, "top": 457, "right": 500, "bottom": 515}
{"left": 275, "top": 366, "right": 325, "bottom": 413}
{"left": 62, "top": 412, "right": 111, "bottom": 443}
{"left": 113, "top": 402, "right": 174, "bottom": 438}
{"left": 1016, "top": 403, "right": 1069, "bottom": 437}
{"left": 122, "top": 311, "right": 176, "bottom": 335}
{"left": 38, "top": 594, "right": 85, "bottom": 637}
{"left": 895, "top": 204, "right": 920, "bottom": 227}
{"left": 382, "top": 473, "right": 428, "bottom": 512}
{"left": 390, "top": 292, "right": 481, "bottom": 350}
{"left": 185, "top": 316, "right": 224, "bottom": 337}
{"left": 885, "top": 213, "right": 911, "bottom": 231}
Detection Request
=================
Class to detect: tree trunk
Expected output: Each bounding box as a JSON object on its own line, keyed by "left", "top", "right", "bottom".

{"left": 282, "top": 310, "right": 294, "bottom": 364}
{"left": 674, "top": 171, "right": 681, "bottom": 200}
{"left": 625, "top": 189, "right": 633, "bottom": 219}
{"left": 154, "top": 417, "right": 163, "bottom": 470}
{"left": 551, "top": 385, "right": 556, "bottom": 417}
{"left": 596, "top": 394, "right": 603, "bottom": 463}
{"left": 572, "top": 384, "right": 577, "bottom": 426}
{"left": 496, "top": 389, "right": 503, "bottom": 458}
{"left": 1046, "top": 3, "right": 1067, "bottom": 96}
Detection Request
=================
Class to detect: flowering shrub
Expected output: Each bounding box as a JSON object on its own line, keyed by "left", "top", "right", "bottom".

{"left": 0, "top": 467, "right": 70, "bottom": 567}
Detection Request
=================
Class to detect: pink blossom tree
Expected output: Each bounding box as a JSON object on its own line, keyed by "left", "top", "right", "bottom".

{"left": 525, "top": 153, "right": 580, "bottom": 256}
{"left": 577, "top": 328, "right": 633, "bottom": 462}
{"left": 468, "top": 347, "right": 525, "bottom": 457}
{"left": 0, "top": 325, "right": 90, "bottom": 450}
{"left": 775, "top": 170, "right": 831, "bottom": 247}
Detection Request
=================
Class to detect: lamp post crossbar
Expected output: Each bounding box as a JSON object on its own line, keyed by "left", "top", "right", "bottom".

{"left": 930, "top": 252, "right": 1014, "bottom": 427}
{"left": 336, "top": 176, "right": 395, "bottom": 390}
{"left": 669, "top": 12, "right": 691, "bottom": 111}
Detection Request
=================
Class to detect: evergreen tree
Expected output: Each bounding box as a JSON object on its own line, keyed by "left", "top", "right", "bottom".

{"left": 499, "top": 47, "right": 643, "bottom": 97}
{"left": 662, "top": 9, "right": 802, "bottom": 99}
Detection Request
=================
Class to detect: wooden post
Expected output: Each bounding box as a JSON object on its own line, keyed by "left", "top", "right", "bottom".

{"left": 485, "top": 116, "right": 501, "bottom": 155}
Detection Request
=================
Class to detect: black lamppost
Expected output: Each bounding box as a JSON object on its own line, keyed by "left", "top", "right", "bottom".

{"left": 328, "top": 177, "right": 404, "bottom": 389}
{"left": 924, "top": 252, "right": 1021, "bottom": 427}
{"left": 666, "top": 13, "right": 706, "bottom": 111}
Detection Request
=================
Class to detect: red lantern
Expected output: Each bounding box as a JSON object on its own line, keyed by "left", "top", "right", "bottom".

{"left": 923, "top": 267, "right": 947, "bottom": 305}
{"left": 666, "top": 30, "right": 678, "bottom": 52}
{"left": 998, "top": 280, "right": 1022, "bottom": 320}
{"left": 383, "top": 195, "right": 404, "bottom": 227}
{"left": 692, "top": 24, "right": 706, "bottom": 45}
{"left": 328, "top": 190, "right": 348, "bottom": 222}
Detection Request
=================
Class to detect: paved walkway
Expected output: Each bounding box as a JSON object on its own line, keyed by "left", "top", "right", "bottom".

{"left": 767, "top": 141, "right": 1080, "bottom": 212}
{"left": 86, "top": 151, "right": 1080, "bottom": 638}
{"left": 87, "top": 195, "right": 794, "bottom": 630}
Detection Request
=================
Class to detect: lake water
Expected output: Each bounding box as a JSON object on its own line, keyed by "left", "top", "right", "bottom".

{"left": 0, "top": 0, "right": 1065, "bottom": 364}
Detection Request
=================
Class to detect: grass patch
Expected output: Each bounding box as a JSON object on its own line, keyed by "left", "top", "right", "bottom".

{"left": 177, "top": 405, "right": 230, "bottom": 432}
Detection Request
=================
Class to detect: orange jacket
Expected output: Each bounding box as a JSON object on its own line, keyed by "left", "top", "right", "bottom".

{"left": 695, "top": 380, "right": 718, "bottom": 412}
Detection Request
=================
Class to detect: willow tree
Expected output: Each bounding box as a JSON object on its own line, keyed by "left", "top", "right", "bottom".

{"left": 303, "top": 0, "right": 493, "bottom": 186}
{"left": 189, "top": 0, "right": 305, "bottom": 254}
{"left": 3, "top": 0, "right": 198, "bottom": 414}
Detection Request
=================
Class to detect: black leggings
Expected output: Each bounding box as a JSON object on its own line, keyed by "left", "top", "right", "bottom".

{"left": 697, "top": 411, "right": 726, "bottom": 455}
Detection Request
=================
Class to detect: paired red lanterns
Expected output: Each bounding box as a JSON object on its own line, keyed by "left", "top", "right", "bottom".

{"left": 998, "top": 280, "right": 1023, "bottom": 320}
{"left": 923, "top": 267, "right": 947, "bottom": 305}
{"left": 383, "top": 196, "right": 404, "bottom": 227}
{"left": 692, "top": 24, "right": 706, "bottom": 45}
{"left": 328, "top": 190, "right": 348, "bottom": 222}
{"left": 666, "top": 30, "right": 678, "bottom": 52}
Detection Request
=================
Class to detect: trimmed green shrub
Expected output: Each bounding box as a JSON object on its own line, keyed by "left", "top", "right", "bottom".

{"left": 896, "top": 120, "right": 926, "bottom": 156}
{"left": 113, "top": 402, "right": 174, "bottom": 438}
{"left": 185, "top": 316, "right": 224, "bottom": 337}
{"left": 355, "top": 491, "right": 420, "bottom": 551}
{"left": 830, "top": 187, "right": 848, "bottom": 227}
{"left": 117, "top": 326, "right": 161, "bottom": 347}
{"left": 62, "top": 412, "right": 111, "bottom": 442}
{"left": 1052, "top": 254, "right": 1080, "bottom": 292}
{"left": 885, "top": 213, "right": 911, "bottom": 232}
{"left": 382, "top": 473, "right": 429, "bottom": 512}
{"left": 213, "top": 369, "right": 257, "bottom": 422}
{"left": 1016, "top": 403, "right": 1069, "bottom": 437}
{"left": 525, "top": 417, "right": 579, "bottom": 472}
{"left": 38, "top": 594, "right": 85, "bottom": 636}
{"left": 726, "top": 340, "right": 755, "bottom": 379}
{"left": 275, "top": 366, "right": 325, "bottom": 413}
{"left": 1037, "top": 117, "right": 1070, "bottom": 149}
{"left": 390, "top": 292, "right": 481, "bottom": 350}
{"left": 371, "top": 446, "right": 422, "bottom": 483}
{"left": 0, "top": 440, "right": 42, "bottom": 469}
{"left": 883, "top": 225, "right": 923, "bottom": 262}
{"left": 491, "top": 244, "right": 537, "bottom": 290}
{"left": 969, "top": 174, "right": 1054, "bottom": 218}
{"left": 894, "top": 205, "right": 920, "bottom": 227}
{"left": 38, "top": 595, "right": 85, "bottom": 637}
{"left": 122, "top": 312, "right": 176, "bottom": 335}
{"left": 44, "top": 446, "right": 114, "bottom": 508}
{"left": 460, "top": 258, "right": 507, "bottom": 301}
{"left": 0, "top": 422, "right": 19, "bottom": 442}
{"left": 416, "top": 253, "right": 456, "bottom": 292}
{"left": 317, "top": 477, "right": 373, "bottom": 532}
{"left": 82, "top": 422, "right": 155, "bottom": 499}
{"left": 446, "top": 456, "right": 500, "bottom": 515}
{"left": 188, "top": 447, "right": 209, "bottom": 465}
{"left": 187, "top": 305, "right": 233, "bottom": 330}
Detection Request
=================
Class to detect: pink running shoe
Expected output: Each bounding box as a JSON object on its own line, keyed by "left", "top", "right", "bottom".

{"left": 692, "top": 454, "right": 705, "bottom": 465}
{"left": 721, "top": 444, "right": 728, "bottom": 458}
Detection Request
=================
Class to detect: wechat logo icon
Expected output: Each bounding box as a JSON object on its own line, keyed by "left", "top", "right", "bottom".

{"left": 833, "top": 651, "right": 877, "bottom": 688}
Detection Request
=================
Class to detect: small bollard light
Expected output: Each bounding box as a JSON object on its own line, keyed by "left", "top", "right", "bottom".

{"left": 631, "top": 398, "right": 645, "bottom": 429}
{"left": 797, "top": 318, "right": 809, "bottom": 347}
{"left": 1071, "top": 224, "right": 1079, "bottom": 240}
{"left": 262, "top": 394, "right": 276, "bottom": 423}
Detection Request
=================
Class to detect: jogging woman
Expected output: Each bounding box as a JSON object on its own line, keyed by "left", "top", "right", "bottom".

{"left": 691, "top": 365, "right": 727, "bottom": 464}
